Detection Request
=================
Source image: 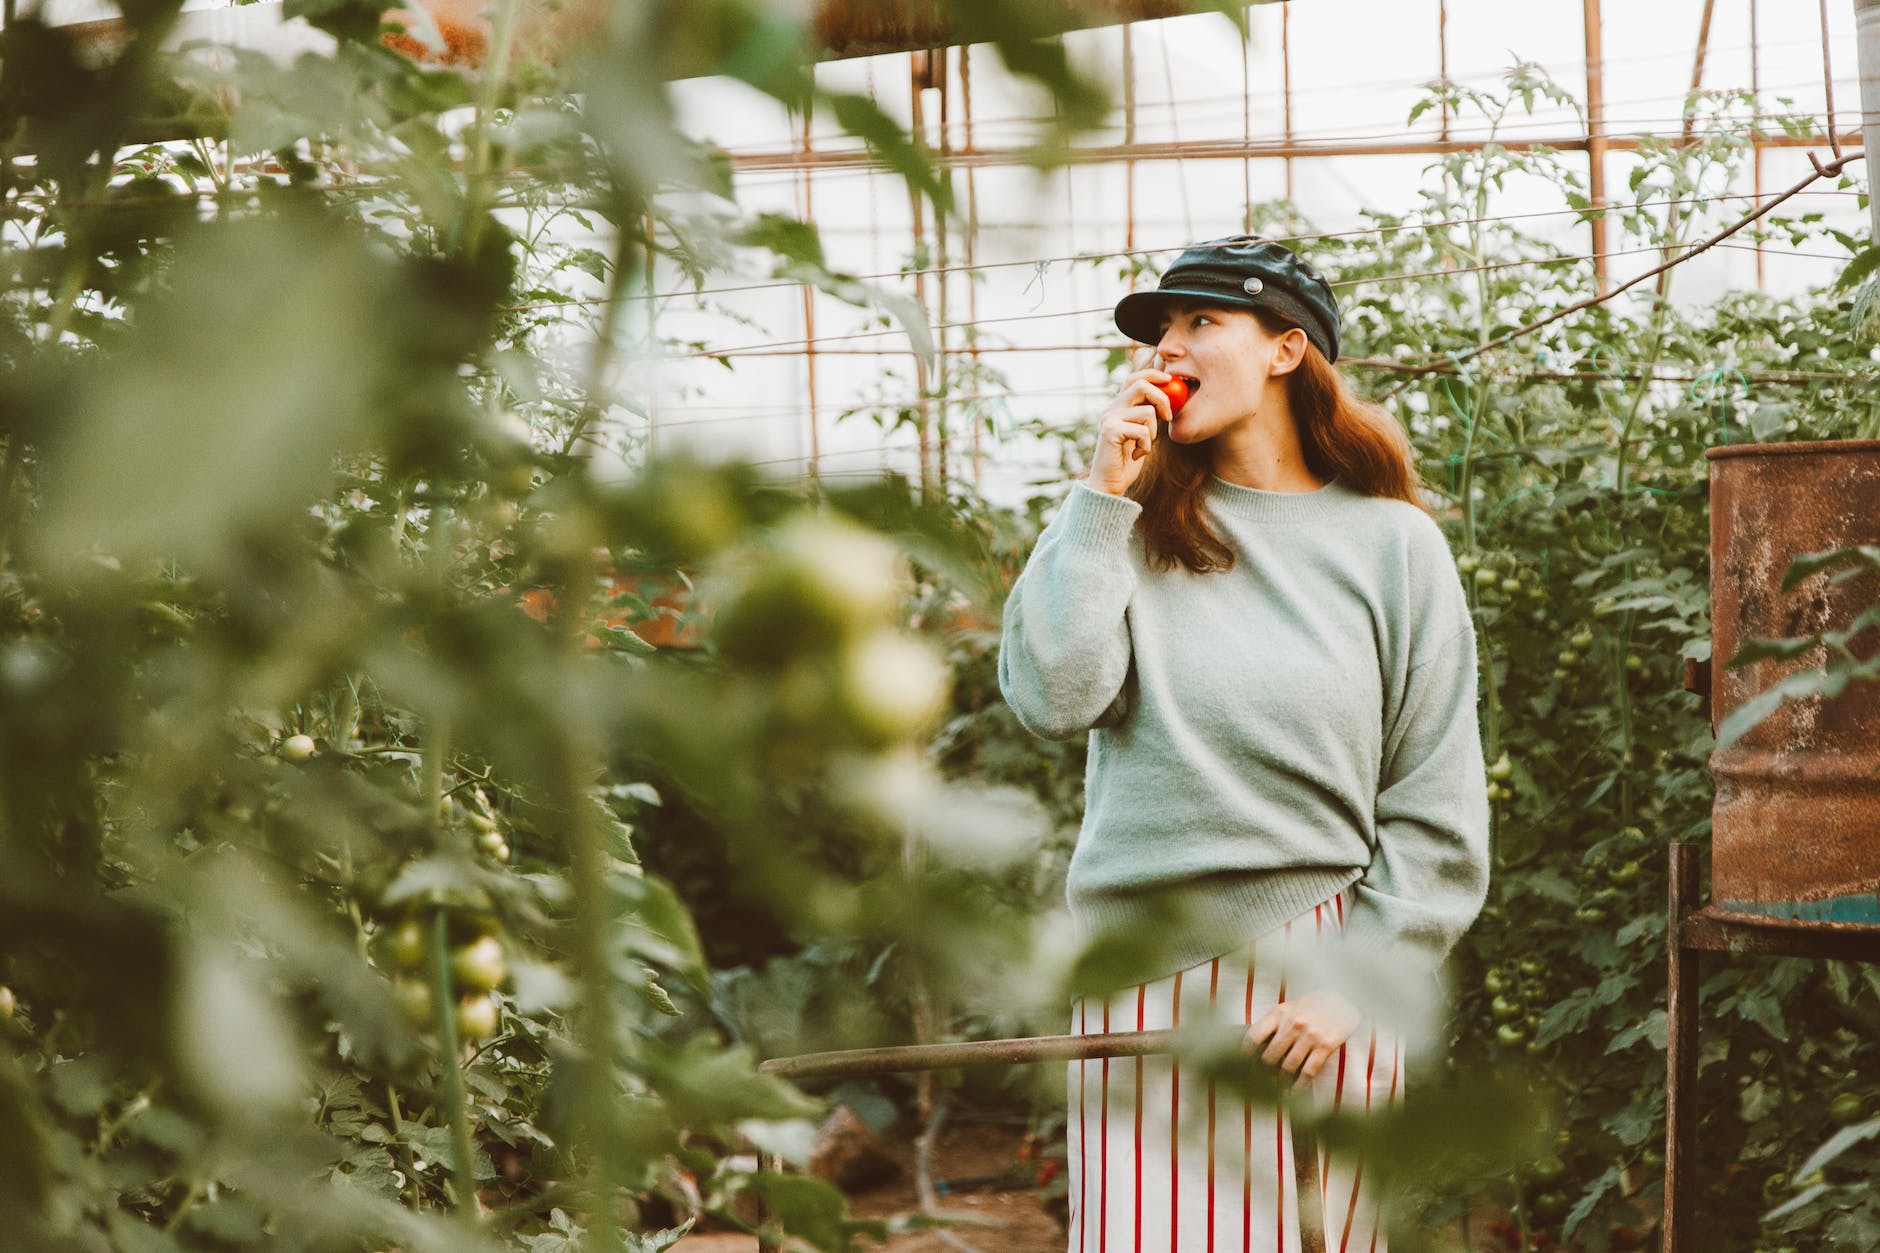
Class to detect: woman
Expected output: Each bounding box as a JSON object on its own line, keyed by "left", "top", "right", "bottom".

{"left": 997, "top": 236, "right": 1491, "bottom": 1252}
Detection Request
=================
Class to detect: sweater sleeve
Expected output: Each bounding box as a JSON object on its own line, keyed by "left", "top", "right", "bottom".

{"left": 1339, "top": 616, "right": 1492, "bottom": 1009}
{"left": 996, "top": 481, "right": 1142, "bottom": 741}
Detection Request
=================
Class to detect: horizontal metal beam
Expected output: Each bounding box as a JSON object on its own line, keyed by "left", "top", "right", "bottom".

{"left": 51, "top": 0, "right": 1274, "bottom": 70}
{"left": 758, "top": 1028, "right": 1180, "bottom": 1078}
{"left": 811, "top": 0, "right": 1272, "bottom": 61}
{"left": 730, "top": 128, "right": 1866, "bottom": 172}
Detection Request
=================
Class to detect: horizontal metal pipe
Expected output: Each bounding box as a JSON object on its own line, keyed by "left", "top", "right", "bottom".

{"left": 729, "top": 128, "right": 1865, "bottom": 173}
{"left": 758, "top": 1028, "right": 1180, "bottom": 1079}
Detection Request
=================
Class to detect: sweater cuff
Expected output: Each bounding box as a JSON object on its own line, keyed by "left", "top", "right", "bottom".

{"left": 1056, "top": 481, "right": 1143, "bottom": 559}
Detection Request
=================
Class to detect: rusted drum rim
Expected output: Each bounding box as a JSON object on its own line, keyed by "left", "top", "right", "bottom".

{"left": 1706, "top": 437, "right": 1880, "bottom": 460}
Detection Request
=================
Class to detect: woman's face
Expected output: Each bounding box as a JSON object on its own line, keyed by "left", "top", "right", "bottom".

{"left": 1150, "top": 301, "right": 1307, "bottom": 443}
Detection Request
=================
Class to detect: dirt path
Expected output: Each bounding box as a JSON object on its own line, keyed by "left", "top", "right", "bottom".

{"left": 675, "top": 1117, "right": 1062, "bottom": 1252}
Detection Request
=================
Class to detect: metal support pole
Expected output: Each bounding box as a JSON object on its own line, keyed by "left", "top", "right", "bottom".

{"left": 1583, "top": 0, "right": 1609, "bottom": 293}
{"left": 1280, "top": 2, "right": 1294, "bottom": 202}
{"left": 755, "top": 1150, "right": 784, "bottom": 1253}
{"left": 797, "top": 104, "right": 821, "bottom": 483}
{"left": 1856, "top": 0, "right": 1880, "bottom": 245}
{"left": 1663, "top": 842, "right": 1701, "bottom": 1253}
{"left": 1752, "top": 0, "right": 1765, "bottom": 289}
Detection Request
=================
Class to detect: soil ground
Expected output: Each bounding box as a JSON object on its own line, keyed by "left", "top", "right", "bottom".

{"left": 674, "top": 1116, "right": 1061, "bottom": 1252}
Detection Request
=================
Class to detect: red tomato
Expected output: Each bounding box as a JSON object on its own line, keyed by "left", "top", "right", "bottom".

{"left": 1154, "top": 376, "right": 1191, "bottom": 414}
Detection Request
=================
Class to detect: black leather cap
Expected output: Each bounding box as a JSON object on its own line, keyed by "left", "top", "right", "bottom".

{"left": 1114, "top": 236, "right": 1341, "bottom": 363}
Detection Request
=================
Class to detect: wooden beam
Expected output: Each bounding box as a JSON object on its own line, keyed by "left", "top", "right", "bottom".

{"left": 54, "top": 0, "right": 1280, "bottom": 72}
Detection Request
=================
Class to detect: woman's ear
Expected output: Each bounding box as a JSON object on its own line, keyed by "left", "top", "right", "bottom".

{"left": 1269, "top": 326, "right": 1310, "bottom": 378}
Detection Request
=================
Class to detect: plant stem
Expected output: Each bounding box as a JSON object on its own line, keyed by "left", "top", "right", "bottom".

{"left": 559, "top": 221, "right": 642, "bottom": 459}
{"left": 459, "top": 0, "right": 523, "bottom": 261}
{"left": 556, "top": 545, "right": 621, "bottom": 1251}
{"left": 432, "top": 908, "right": 479, "bottom": 1220}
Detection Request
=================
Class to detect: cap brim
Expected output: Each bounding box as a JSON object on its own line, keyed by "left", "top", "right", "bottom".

{"left": 1113, "top": 287, "right": 1256, "bottom": 346}
{"left": 1114, "top": 286, "right": 1331, "bottom": 359}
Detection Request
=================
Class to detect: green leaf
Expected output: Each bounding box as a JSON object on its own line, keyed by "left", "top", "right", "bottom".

{"left": 1714, "top": 667, "right": 1851, "bottom": 751}
{"left": 1795, "top": 1116, "right": 1880, "bottom": 1180}
{"left": 1779, "top": 544, "right": 1880, "bottom": 591}
{"left": 1833, "top": 244, "right": 1880, "bottom": 292}
{"left": 1726, "top": 634, "right": 1821, "bottom": 667}
{"left": 283, "top": 0, "right": 398, "bottom": 43}
{"left": 821, "top": 90, "right": 953, "bottom": 222}
{"left": 1762, "top": 1181, "right": 1831, "bottom": 1223}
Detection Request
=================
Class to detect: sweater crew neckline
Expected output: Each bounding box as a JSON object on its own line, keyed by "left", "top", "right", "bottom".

{"left": 1204, "top": 472, "right": 1352, "bottom": 522}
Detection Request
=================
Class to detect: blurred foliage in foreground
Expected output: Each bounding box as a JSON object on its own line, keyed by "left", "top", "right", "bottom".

{"left": 1, "top": 0, "right": 1877, "bottom": 1251}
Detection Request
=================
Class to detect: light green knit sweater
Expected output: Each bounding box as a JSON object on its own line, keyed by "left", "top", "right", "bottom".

{"left": 998, "top": 474, "right": 1491, "bottom": 1008}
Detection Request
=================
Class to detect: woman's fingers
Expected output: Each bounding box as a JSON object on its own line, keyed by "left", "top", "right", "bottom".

{"left": 1294, "top": 1044, "right": 1335, "bottom": 1088}
{"left": 1244, "top": 1007, "right": 1280, "bottom": 1051}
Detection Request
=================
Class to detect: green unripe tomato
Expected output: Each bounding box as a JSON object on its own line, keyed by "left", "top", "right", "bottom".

{"left": 477, "top": 827, "right": 506, "bottom": 854}
{"left": 1456, "top": 554, "right": 1479, "bottom": 575}
{"left": 386, "top": 918, "right": 428, "bottom": 972}
{"left": 394, "top": 977, "right": 433, "bottom": 1029}
{"left": 279, "top": 733, "right": 316, "bottom": 763}
{"left": 1557, "top": 649, "right": 1578, "bottom": 666}
{"left": 1574, "top": 906, "right": 1607, "bottom": 924}
{"left": 714, "top": 515, "right": 905, "bottom": 667}
{"left": 1625, "top": 653, "right": 1643, "bottom": 672}
{"left": 1482, "top": 969, "right": 1507, "bottom": 996}
{"left": 455, "top": 992, "right": 500, "bottom": 1042}
{"left": 1570, "top": 628, "right": 1594, "bottom": 650}
{"left": 1552, "top": 666, "right": 1571, "bottom": 680}
{"left": 1533, "top": 1190, "right": 1569, "bottom": 1222}
{"left": 1761, "top": 1171, "right": 1791, "bottom": 1205}
{"left": 1829, "top": 1092, "right": 1865, "bottom": 1125}
{"left": 1496, "top": 1023, "right": 1527, "bottom": 1047}
{"left": 0, "top": 986, "right": 15, "bottom": 1019}
{"left": 1520, "top": 959, "right": 1544, "bottom": 977}
{"left": 1609, "top": 859, "right": 1641, "bottom": 883}
{"left": 1488, "top": 751, "right": 1513, "bottom": 781}
{"left": 1500, "top": 578, "right": 1522, "bottom": 594}
{"left": 835, "top": 630, "right": 951, "bottom": 743}
{"left": 451, "top": 935, "right": 507, "bottom": 991}
{"left": 1491, "top": 995, "right": 1522, "bottom": 1020}
{"left": 1475, "top": 567, "right": 1499, "bottom": 588}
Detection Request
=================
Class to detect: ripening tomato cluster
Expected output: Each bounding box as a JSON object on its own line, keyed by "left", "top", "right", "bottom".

{"left": 458, "top": 787, "right": 510, "bottom": 862}
{"left": 1456, "top": 549, "right": 1547, "bottom": 623}
{"left": 1550, "top": 626, "right": 1597, "bottom": 682}
{"left": 1485, "top": 749, "right": 1515, "bottom": 805}
{"left": 1482, "top": 957, "right": 1551, "bottom": 1054}
{"left": 712, "top": 513, "right": 950, "bottom": 752}
{"left": 1574, "top": 825, "right": 1649, "bottom": 925}
{"left": 375, "top": 910, "right": 508, "bottom": 1045}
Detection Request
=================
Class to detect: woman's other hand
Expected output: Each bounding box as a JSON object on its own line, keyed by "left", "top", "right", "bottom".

{"left": 1244, "top": 988, "right": 1363, "bottom": 1087}
{"left": 1085, "top": 369, "right": 1174, "bottom": 496}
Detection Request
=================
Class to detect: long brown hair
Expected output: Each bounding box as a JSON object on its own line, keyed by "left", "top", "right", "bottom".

{"left": 1125, "top": 307, "right": 1432, "bottom": 574}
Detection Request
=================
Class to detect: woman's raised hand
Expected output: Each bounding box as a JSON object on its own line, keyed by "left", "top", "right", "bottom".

{"left": 1085, "top": 369, "right": 1175, "bottom": 497}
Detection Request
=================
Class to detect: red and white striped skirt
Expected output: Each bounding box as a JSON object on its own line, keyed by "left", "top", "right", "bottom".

{"left": 1065, "top": 884, "right": 1404, "bottom": 1253}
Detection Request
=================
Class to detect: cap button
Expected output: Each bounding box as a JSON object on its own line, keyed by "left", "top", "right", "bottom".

{"left": 1241, "top": 277, "right": 1264, "bottom": 295}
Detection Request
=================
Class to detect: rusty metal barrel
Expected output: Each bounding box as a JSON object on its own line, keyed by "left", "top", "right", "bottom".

{"left": 1705, "top": 439, "right": 1880, "bottom": 925}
